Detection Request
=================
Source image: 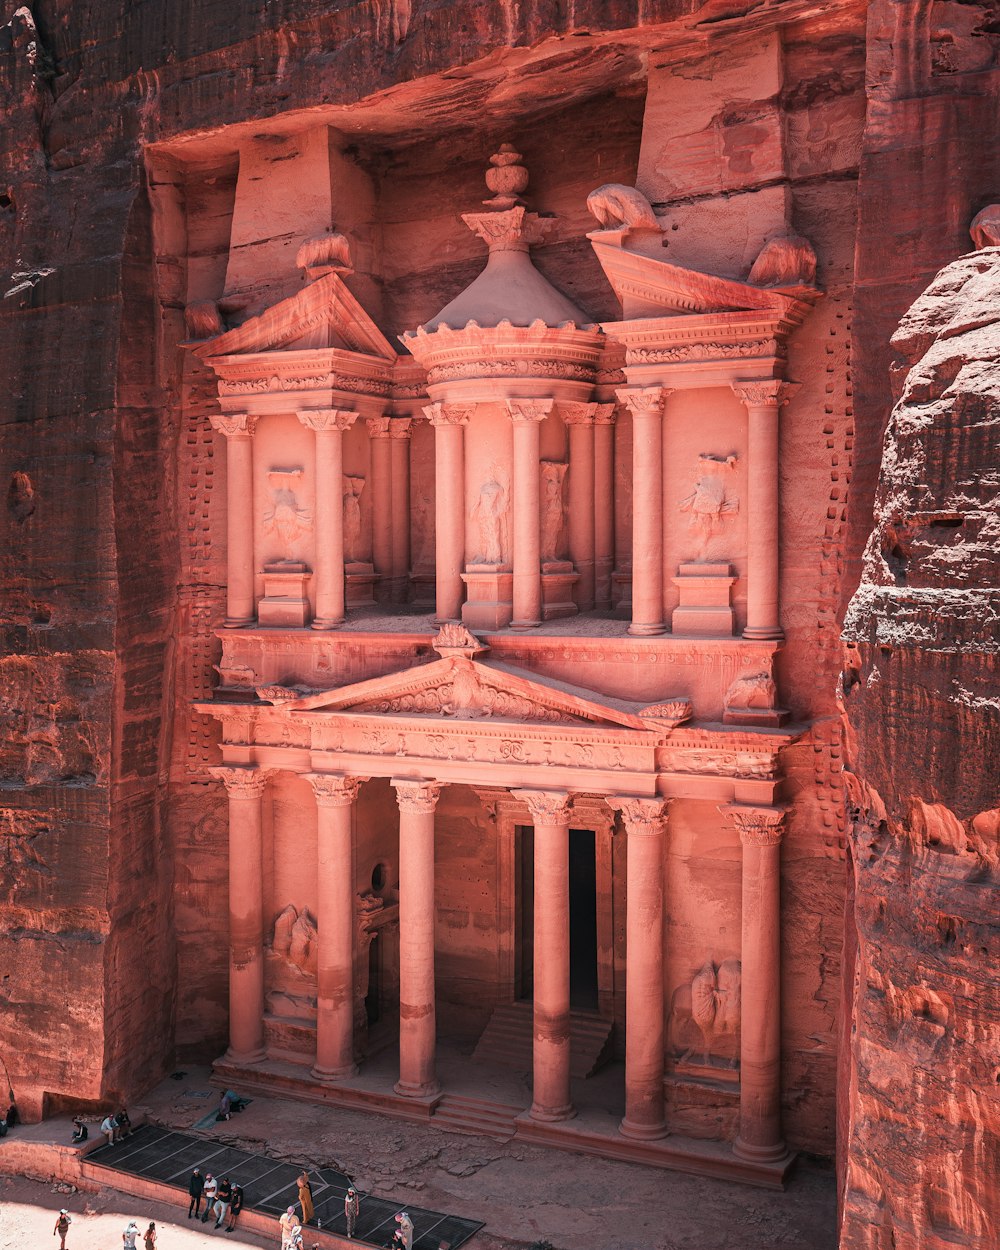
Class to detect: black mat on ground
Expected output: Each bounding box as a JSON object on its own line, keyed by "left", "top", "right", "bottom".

{"left": 87, "top": 1124, "right": 484, "bottom": 1249}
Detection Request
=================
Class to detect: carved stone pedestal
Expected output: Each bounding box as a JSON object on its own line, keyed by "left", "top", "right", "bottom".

{"left": 258, "top": 562, "right": 312, "bottom": 627}
{"left": 672, "top": 562, "right": 736, "bottom": 637}
{"left": 541, "top": 562, "right": 579, "bottom": 620}
{"left": 612, "top": 568, "right": 632, "bottom": 619}
{"left": 409, "top": 571, "right": 436, "bottom": 610}
{"left": 462, "top": 565, "right": 513, "bottom": 630}
{"left": 346, "top": 561, "right": 378, "bottom": 607}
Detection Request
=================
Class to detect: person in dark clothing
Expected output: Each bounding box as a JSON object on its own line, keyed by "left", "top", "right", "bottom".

{"left": 6, "top": 1103, "right": 18, "bottom": 1127}
{"left": 214, "top": 1176, "right": 233, "bottom": 1228}
{"left": 226, "top": 1182, "right": 244, "bottom": 1232}
{"left": 188, "top": 1168, "right": 205, "bottom": 1219}
{"left": 115, "top": 1108, "right": 132, "bottom": 1139}
{"left": 71, "top": 1118, "right": 88, "bottom": 1144}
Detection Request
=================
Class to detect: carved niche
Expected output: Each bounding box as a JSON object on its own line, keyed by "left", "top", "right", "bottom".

{"left": 668, "top": 958, "right": 742, "bottom": 1077}
{"left": 263, "top": 468, "right": 312, "bottom": 555}
{"left": 679, "top": 453, "right": 739, "bottom": 557}
{"left": 272, "top": 903, "right": 318, "bottom": 978}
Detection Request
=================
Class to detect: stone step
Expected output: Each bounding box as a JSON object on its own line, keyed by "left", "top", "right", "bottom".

{"left": 472, "top": 1002, "right": 614, "bottom": 1079}
{"left": 432, "top": 1094, "right": 520, "bottom": 1141}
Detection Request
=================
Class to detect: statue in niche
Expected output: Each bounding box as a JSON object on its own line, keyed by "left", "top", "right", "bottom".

{"left": 470, "top": 464, "right": 508, "bottom": 565}
{"left": 272, "top": 903, "right": 318, "bottom": 978}
{"left": 343, "top": 475, "right": 366, "bottom": 561}
{"left": 539, "top": 461, "right": 568, "bottom": 563}
{"left": 263, "top": 468, "right": 312, "bottom": 556}
{"left": 679, "top": 453, "right": 739, "bottom": 556}
{"left": 411, "top": 490, "right": 434, "bottom": 570}
{"left": 668, "top": 958, "right": 742, "bottom": 1068}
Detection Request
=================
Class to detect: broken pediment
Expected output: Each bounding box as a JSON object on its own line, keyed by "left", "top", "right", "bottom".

{"left": 276, "top": 655, "right": 691, "bottom": 730}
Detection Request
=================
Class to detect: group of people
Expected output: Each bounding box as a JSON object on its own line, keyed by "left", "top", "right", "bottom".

{"left": 277, "top": 1176, "right": 373, "bottom": 1243}
{"left": 51, "top": 1213, "right": 157, "bottom": 1250}
{"left": 96, "top": 1107, "right": 132, "bottom": 1145}
{"left": 187, "top": 1169, "right": 245, "bottom": 1232}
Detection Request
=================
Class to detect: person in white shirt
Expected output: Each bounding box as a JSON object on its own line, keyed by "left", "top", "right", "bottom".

{"left": 122, "top": 1222, "right": 139, "bottom": 1250}
{"left": 395, "top": 1211, "right": 413, "bottom": 1250}
{"left": 100, "top": 1115, "right": 118, "bottom": 1146}
{"left": 201, "top": 1174, "right": 218, "bottom": 1222}
{"left": 278, "top": 1206, "right": 297, "bottom": 1249}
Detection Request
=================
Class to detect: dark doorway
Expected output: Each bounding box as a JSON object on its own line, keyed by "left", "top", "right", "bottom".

{"left": 515, "top": 824, "right": 534, "bottom": 1001}
{"left": 365, "top": 932, "right": 382, "bottom": 1025}
{"left": 569, "top": 829, "right": 599, "bottom": 1010}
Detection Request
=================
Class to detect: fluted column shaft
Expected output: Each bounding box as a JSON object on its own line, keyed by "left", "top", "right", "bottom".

{"left": 392, "top": 780, "right": 442, "bottom": 1098}
{"left": 299, "top": 410, "right": 357, "bottom": 628}
{"left": 210, "top": 766, "right": 269, "bottom": 1063}
{"left": 425, "top": 404, "right": 470, "bottom": 623}
{"left": 368, "top": 416, "right": 393, "bottom": 590}
{"left": 211, "top": 415, "right": 258, "bottom": 628}
{"left": 593, "top": 406, "right": 617, "bottom": 611}
{"left": 389, "top": 420, "right": 412, "bottom": 600}
{"left": 725, "top": 804, "right": 787, "bottom": 1161}
{"left": 306, "top": 774, "right": 365, "bottom": 1080}
{"left": 610, "top": 796, "right": 670, "bottom": 1139}
{"left": 514, "top": 789, "right": 575, "bottom": 1121}
{"left": 617, "top": 388, "right": 670, "bottom": 635}
{"left": 508, "top": 400, "right": 553, "bottom": 629}
{"left": 562, "top": 403, "right": 599, "bottom": 611}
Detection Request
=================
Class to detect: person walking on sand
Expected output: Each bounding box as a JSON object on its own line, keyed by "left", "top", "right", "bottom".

{"left": 344, "top": 1188, "right": 360, "bottom": 1239}
{"left": 296, "top": 1171, "right": 314, "bottom": 1225}
{"left": 123, "top": 1221, "right": 140, "bottom": 1250}
{"left": 226, "top": 1182, "right": 244, "bottom": 1233}
{"left": 279, "top": 1206, "right": 297, "bottom": 1249}
{"left": 188, "top": 1168, "right": 205, "bottom": 1219}
{"left": 53, "top": 1210, "right": 72, "bottom": 1250}
{"left": 143, "top": 1223, "right": 156, "bottom": 1250}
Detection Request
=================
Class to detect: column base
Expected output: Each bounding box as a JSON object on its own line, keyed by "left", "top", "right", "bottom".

{"left": 432, "top": 615, "right": 460, "bottom": 628}
{"left": 223, "top": 617, "right": 256, "bottom": 630}
{"left": 742, "top": 625, "right": 785, "bottom": 641}
{"left": 529, "top": 1101, "right": 576, "bottom": 1123}
{"left": 311, "top": 616, "right": 345, "bottom": 630}
{"left": 510, "top": 618, "right": 541, "bottom": 630}
{"left": 733, "top": 1135, "right": 790, "bottom": 1164}
{"left": 619, "top": 1116, "right": 668, "bottom": 1141}
{"left": 627, "top": 621, "right": 666, "bottom": 637}
{"left": 394, "top": 1078, "right": 441, "bottom": 1099}
{"left": 310, "top": 1062, "right": 358, "bottom": 1083}
{"left": 223, "top": 1046, "right": 266, "bottom": 1065}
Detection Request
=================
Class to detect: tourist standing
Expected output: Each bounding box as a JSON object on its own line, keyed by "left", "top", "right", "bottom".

{"left": 201, "top": 1173, "right": 218, "bottom": 1222}
{"left": 288, "top": 1225, "right": 303, "bottom": 1250}
{"left": 227, "top": 1182, "right": 244, "bottom": 1232}
{"left": 52, "top": 1210, "right": 72, "bottom": 1250}
{"left": 123, "top": 1221, "right": 140, "bottom": 1250}
{"left": 296, "top": 1171, "right": 314, "bottom": 1225}
{"left": 143, "top": 1223, "right": 156, "bottom": 1250}
{"left": 395, "top": 1211, "right": 414, "bottom": 1250}
{"left": 344, "top": 1188, "right": 360, "bottom": 1239}
{"left": 188, "top": 1168, "right": 205, "bottom": 1219}
{"left": 279, "top": 1206, "right": 297, "bottom": 1249}
{"left": 214, "top": 1176, "right": 232, "bottom": 1228}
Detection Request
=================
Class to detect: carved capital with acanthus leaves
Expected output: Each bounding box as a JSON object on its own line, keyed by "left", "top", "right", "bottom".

{"left": 506, "top": 398, "right": 554, "bottom": 425}
{"left": 592, "top": 403, "right": 617, "bottom": 426}
{"left": 297, "top": 409, "right": 358, "bottom": 434}
{"left": 305, "top": 772, "right": 367, "bottom": 807}
{"left": 559, "top": 401, "right": 599, "bottom": 426}
{"left": 722, "top": 803, "right": 787, "bottom": 847}
{"left": 424, "top": 402, "right": 474, "bottom": 427}
{"left": 210, "top": 413, "right": 258, "bottom": 439}
{"left": 606, "top": 795, "right": 671, "bottom": 837}
{"left": 388, "top": 418, "right": 413, "bottom": 440}
{"left": 512, "top": 789, "right": 573, "bottom": 825}
{"left": 392, "top": 779, "right": 442, "bottom": 814}
{"left": 208, "top": 765, "right": 271, "bottom": 799}
{"left": 615, "top": 386, "right": 672, "bottom": 420}
{"left": 730, "top": 380, "right": 798, "bottom": 410}
{"left": 366, "top": 415, "right": 392, "bottom": 439}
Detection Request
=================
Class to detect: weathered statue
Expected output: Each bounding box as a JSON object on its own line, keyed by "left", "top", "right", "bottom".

{"left": 343, "top": 475, "right": 365, "bottom": 561}
{"left": 272, "top": 904, "right": 318, "bottom": 978}
{"left": 748, "top": 234, "right": 818, "bottom": 287}
{"left": 679, "top": 453, "right": 738, "bottom": 554}
{"left": 669, "top": 958, "right": 742, "bottom": 1067}
{"left": 471, "top": 469, "right": 507, "bottom": 565}
{"left": 725, "top": 671, "right": 778, "bottom": 710}
{"left": 586, "top": 183, "right": 660, "bottom": 232}
{"left": 539, "top": 460, "right": 568, "bottom": 562}
{"left": 263, "top": 469, "right": 312, "bottom": 554}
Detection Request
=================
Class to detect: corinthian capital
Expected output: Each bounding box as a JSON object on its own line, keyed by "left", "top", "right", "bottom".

{"left": 512, "top": 789, "right": 573, "bottom": 824}
{"left": 722, "top": 803, "right": 787, "bottom": 846}
{"left": 423, "top": 403, "right": 474, "bottom": 427}
{"left": 559, "top": 402, "right": 598, "bottom": 426}
{"left": 607, "top": 795, "right": 670, "bottom": 836}
{"left": 615, "top": 386, "right": 671, "bottom": 419}
{"left": 210, "top": 413, "right": 258, "bottom": 438}
{"left": 730, "top": 380, "right": 798, "bottom": 409}
{"left": 366, "top": 415, "right": 392, "bottom": 439}
{"left": 592, "top": 403, "right": 617, "bottom": 426}
{"left": 298, "top": 409, "right": 358, "bottom": 433}
{"left": 392, "top": 779, "right": 442, "bottom": 814}
{"left": 208, "top": 765, "right": 270, "bottom": 799}
{"left": 506, "top": 399, "right": 554, "bottom": 425}
{"left": 388, "top": 418, "right": 413, "bottom": 440}
{"left": 305, "top": 772, "right": 367, "bottom": 807}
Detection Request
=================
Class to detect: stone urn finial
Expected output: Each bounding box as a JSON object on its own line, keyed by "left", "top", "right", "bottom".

{"left": 483, "top": 144, "right": 529, "bottom": 211}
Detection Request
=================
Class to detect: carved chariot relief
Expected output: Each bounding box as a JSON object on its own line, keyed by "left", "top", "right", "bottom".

{"left": 669, "top": 958, "right": 742, "bottom": 1076}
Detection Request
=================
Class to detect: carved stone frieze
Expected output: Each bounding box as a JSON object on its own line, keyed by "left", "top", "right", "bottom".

{"left": 630, "top": 339, "right": 782, "bottom": 364}
{"left": 659, "top": 748, "right": 776, "bottom": 779}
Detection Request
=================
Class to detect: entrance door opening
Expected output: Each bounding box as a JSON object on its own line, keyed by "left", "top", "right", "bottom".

{"left": 365, "top": 932, "right": 381, "bottom": 1025}
{"left": 515, "top": 824, "right": 534, "bottom": 1001}
{"left": 569, "top": 828, "right": 599, "bottom": 1011}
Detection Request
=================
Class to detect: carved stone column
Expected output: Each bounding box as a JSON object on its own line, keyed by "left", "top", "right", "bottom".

{"left": 724, "top": 803, "right": 788, "bottom": 1161}
{"left": 608, "top": 795, "right": 669, "bottom": 1139}
{"left": 617, "top": 388, "right": 670, "bottom": 635}
{"left": 425, "top": 404, "right": 471, "bottom": 623}
{"left": 391, "top": 779, "right": 442, "bottom": 1098}
{"left": 593, "top": 404, "right": 617, "bottom": 611}
{"left": 209, "top": 765, "right": 270, "bottom": 1063}
{"left": 561, "top": 402, "right": 598, "bottom": 611}
{"left": 731, "top": 382, "right": 795, "bottom": 640}
{"left": 389, "top": 419, "right": 412, "bottom": 602}
{"left": 513, "top": 788, "right": 575, "bottom": 1121}
{"left": 508, "top": 399, "right": 553, "bottom": 629}
{"left": 211, "top": 414, "right": 258, "bottom": 628}
{"left": 367, "top": 415, "right": 393, "bottom": 592}
{"left": 298, "top": 410, "right": 357, "bottom": 628}
{"left": 305, "top": 773, "right": 365, "bottom": 1081}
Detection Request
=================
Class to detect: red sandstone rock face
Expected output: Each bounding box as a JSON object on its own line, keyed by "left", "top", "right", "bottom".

{"left": 840, "top": 247, "right": 1000, "bottom": 1248}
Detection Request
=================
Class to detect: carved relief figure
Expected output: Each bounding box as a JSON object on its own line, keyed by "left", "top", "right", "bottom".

{"left": 725, "top": 671, "right": 777, "bottom": 710}
{"left": 263, "top": 469, "right": 312, "bottom": 555}
{"left": 539, "top": 461, "right": 568, "bottom": 562}
{"left": 272, "top": 904, "right": 318, "bottom": 978}
{"left": 679, "top": 453, "right": 739, "bottom": 555}
{"left": 470, "top": 465, "right": 509, "bottom": 565}
{"left": 343, "top": 475, "right": 366, "bottom": 561}
{"left": 669, "top": 958, "right": 742, "bottom": 1067}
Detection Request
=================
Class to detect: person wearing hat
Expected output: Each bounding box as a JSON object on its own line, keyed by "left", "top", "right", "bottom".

{"left": 226, "top": 1181, "right": 244, "bottom": 1233}
{"left": 188, "top": 1168, "right": 205, "bottom": 1219}
{"left": 278, "top": 1205, "right": 297, "bottom": 1249}
{"left": 122, "top": 1222, "right": 140, "bottom": 1250}
{"left": 288, "top": 1224, "right": 304, "bottom": 1250}
{"left": 201, "top": 1173, "right": 218, "bottom": 1222}
{"left": 395, "top": 1211, "right": 413, "bottom": 1250}
{"left": 344, "top": 1188, "right": 360, "bottom": 1240}
{"left": 53, "top": 1209, "right": 72, "bottom": 1250}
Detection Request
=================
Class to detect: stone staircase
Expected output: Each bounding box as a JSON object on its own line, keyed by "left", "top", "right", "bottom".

{"left": 432, "top": 1093, "right": 521, "bottom": 1140}
{"left": 472, "top": 1002, "right": 614, "bottom": 1079}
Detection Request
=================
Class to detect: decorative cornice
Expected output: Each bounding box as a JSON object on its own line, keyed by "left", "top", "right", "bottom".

{"left": 305, "top": 772, "right": 366, "bottom": 807}
{"left": 208, "top": 765, "right": 270, "bottom": 799}
{"left": 722, "top": 803, "right": 787, "bottom": 846}
{"left": 391, "top": 779, "right": 442, "bottom": 814}
{"left": 512, "top": 789, "right": 573, "bottom": 824}
{"left": 423, "top": 402, "right": 474, "bottom": 427}
{"left": 615, "top": 386, "right": 672, "bottom": 420}
{"left": 506, "top": 398, "right": 554, "bottom": 425}
{"left": 606, "top": 795, "right": 670, "bottom": 836}
{"left": 297, "top": 409, "right": 358, "bottom": 433}
{"left": 210, "top": 413, "right": 258, "bottom": 438}
{"left": 730, "top": 380, "right": 799, "bottom": 409}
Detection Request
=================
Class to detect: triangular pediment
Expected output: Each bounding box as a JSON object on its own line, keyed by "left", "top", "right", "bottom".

{"left": 275, "top": 656, "right": 690, "bottom": 730}
{"left": 192, "top": 272, "right": 396, "bottom": 362}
